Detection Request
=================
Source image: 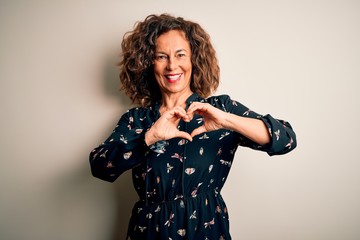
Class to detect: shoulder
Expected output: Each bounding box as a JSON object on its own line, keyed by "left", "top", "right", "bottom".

{"left": 206, "top": 94, "right": 231, "bottom": 101}
{"left": 123, "top": 105, "right": 155, "bottom": 119}
{"left": 205, "top": 94, "right": 245, "bottom": 113}
{"left": 121, "top": 105, "right": 158, "bottom": 127}
{"left": 126, "top": 106, "right": 153, "bottom": 114}
{"left": 205, "top": 94, "right": 235, "bottom": 105}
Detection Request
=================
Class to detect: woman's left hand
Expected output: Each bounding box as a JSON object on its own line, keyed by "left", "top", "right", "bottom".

{"left": 186, "top": 102, "right": 228, "bottom": 137}
{"left": 187, "top": 102, "right": 271, "bottom": 145}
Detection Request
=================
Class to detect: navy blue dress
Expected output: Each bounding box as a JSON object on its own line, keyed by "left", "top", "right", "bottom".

{"left": 89, "top": 93, "right": 297, "bottom": 240}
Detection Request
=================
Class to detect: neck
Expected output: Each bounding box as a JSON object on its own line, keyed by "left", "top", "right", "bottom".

{"left": 160, "top": 91, "right": 193, "bottom": 112}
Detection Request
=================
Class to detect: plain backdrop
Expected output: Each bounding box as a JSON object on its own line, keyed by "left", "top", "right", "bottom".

{"left": 1, "top": 0, "right": 359, "bottom": 239}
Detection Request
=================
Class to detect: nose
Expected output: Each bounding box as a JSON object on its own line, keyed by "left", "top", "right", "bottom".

{"left": 166, "top": 56, "right": 178, "bottom": 71}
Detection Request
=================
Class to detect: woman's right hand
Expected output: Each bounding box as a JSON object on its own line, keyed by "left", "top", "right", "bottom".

{"left": 144, "top": 106, "right": 193, "bottom": 146}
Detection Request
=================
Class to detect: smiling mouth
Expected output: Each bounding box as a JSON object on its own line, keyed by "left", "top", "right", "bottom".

{"left": 164, "top": 73, "right": 182, "bottom": 83}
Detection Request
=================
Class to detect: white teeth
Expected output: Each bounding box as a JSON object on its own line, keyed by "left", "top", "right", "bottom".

{"left": 166, "top": 74, "right": 181, "bottom": 80}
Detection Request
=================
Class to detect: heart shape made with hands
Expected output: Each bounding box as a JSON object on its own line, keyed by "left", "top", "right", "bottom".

{"left": 146, "top": 102, "right": 228, "bottom": 146}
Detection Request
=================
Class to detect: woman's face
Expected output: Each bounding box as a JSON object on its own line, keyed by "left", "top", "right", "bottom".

{"left": 153, "top": 30, "right": 192, "bottom": 96}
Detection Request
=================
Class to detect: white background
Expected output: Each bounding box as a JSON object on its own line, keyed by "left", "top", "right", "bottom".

{"left": 1, "top": 0, "right": 359, "bottom": 239}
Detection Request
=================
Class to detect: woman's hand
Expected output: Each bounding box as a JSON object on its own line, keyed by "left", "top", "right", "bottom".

{"left": 187, "top": 102, "right": 271, "bottom": 145}
{"left": 186, "top": 102, "right": 228, "bottom": 137}
{"left": 145, "top": 106, "right": 193, "bottom": 146}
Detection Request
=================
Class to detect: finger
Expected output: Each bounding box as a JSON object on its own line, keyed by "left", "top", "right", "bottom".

{"left": 187, "top": 109, "right": 206, "bottom": 121}
{"left": 187, "top": 103, "right": 203, "bottom": 119}
{"left": 187, "top": 102, "right": 201, "bottom": 113}
{"left": 187, "top": 103, "right": 208, "bottom": 117}
{"left": 173, "top": 108, "right": 191, "bottom": 122}
{"left": 172, "top": 106, "right": 193, "bottom": 122}
{"left": 173, "top": 107, "right": 188, "bottom": 118}
{"left": 186, "top": 112, "right": 194, "bottom": 121}
{"left": 190, "top": 126, "right": 207, "bottom": 138}
{"left": 176, "top": 131, "right": 193, "bottom": 142}
{"left": 164, "top": 108, "right": 185, "bottom": 122}
{"left": 183, "top": 115, "right": 191, "bottom": 122}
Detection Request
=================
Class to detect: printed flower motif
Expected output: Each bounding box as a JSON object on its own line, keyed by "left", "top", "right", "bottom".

{"left": 191, "top": 182, "right": 203, "bottom": 197}
{"left": 171, "top": 153, "right": 183, "bottom": 162}
{"left": 199, "top": 147, "right": 204, "bottom": 155}
{"left": 185, "top": 168, "right": 196, "bottom": 175}
{"left": 216, "top": 205, "right": 222, "bottom": 213}
{"left": 119, "top": 135, "right": 128, "bottom": 144}
{"left": 164, "top": 212, "right": 174, "bottom": 227}
{"left": 196, "top": 117, "right": 204, "bottom": 124}
{"left": 154, "top": 205, "right": 161, "bottom": 212}
{"left": 221, "top": 103, "right": 227, "bottom": 112}
{"left": 219, "top": 132, "right": 230, "bottom": 140}
{"left": 204, "top": 218, "right": 215, "bottom": 229}
{"left": 147, "top": 188, "right": 156, "bottom": 197}
{"left": 286, "top": 138, "right": 294, "bottom": 149}
{"left": 243, "top": 109, "right": 251, "bottom": 116}
{"left": 177, "top": 229, "right": 186, "bottom": 236}
{"left": 274, "top": 129, "right": 280, "bottom": 141}
{"left": 100, "top": 150, "right": 108, "bottom": 158}
{"left": 150, "top": 140, "right": 169, "bottom": 154}
{"left": 166, "top": 163, "right": 174, "bottom": 173}
{"left": 179, "top": 200, "right": 185, "bottom": 208}
{"left": 123, "top": 151, "right": 132, "bottom": 160}
{"left": 220, "top": 159, "right": 232, "bottom": 167}
{"left": 135, "top": 129, "right": 143, "bottom": 134}
{"left": 217, "top": 148, "right": 222, "bottom": 156}
{"left": 178, "top": 139, "right": 187, "bottom": 146}
{"left": 141, "top": 167, "right": 152, "bottom": 180}
{"left": 189, "top": 210, "right": 197, "bottom": 219}
{"left": 199, "top": 133, "right": 209, "bottom": 139}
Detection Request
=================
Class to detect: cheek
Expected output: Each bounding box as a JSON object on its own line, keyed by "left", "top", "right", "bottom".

{"left": 186, "top": 61, "right": 192, "bottom": 72}
{"left": 153, "top": 64, "right": 164, "bottom": 76}
{"left": 185, "top": 63, "right": 192, "bottom": 76}
{"left": 153, "top": 69, "right": 163, "bottom": 85}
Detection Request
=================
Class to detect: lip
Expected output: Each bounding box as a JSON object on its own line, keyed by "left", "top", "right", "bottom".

{"left": 164, "top": 73, "right": 182, "bottom": 83}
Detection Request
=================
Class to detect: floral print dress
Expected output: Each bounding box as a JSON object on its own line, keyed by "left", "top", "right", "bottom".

{"left": 89, "top": 93, "right": 297, "bottom": 240}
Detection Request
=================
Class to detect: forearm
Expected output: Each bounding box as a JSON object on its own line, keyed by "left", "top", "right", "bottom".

{"left": 222, "top": 112, "right": 271, "bottom": 145}
{"left": 145, "top": 127, "right": 158, "bottom": 146}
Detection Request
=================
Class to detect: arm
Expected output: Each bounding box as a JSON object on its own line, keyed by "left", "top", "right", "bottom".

{"left": 89, "top": 110, "right": 149, "bottom": 182}
{"left": 222, "top": 112, "right": 271, "bottom": 145}
{"left": 187, "top": 95, "right": 297, "bottom": 155}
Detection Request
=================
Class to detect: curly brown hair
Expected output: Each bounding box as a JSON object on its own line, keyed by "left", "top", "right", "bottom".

{"left": 119, "top": 14, "right": 220, "bottom": 107}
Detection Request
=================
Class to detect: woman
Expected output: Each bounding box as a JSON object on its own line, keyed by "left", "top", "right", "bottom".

{"left": 90, "top": 14, "right": 296, "bottom": 240}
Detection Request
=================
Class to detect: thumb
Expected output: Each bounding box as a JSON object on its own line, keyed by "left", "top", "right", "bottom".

{"left": 177, "top": 131, "right": 193, "bottom": 142}
{"left": 190, "top": 126, "right": 206, "bottom": 138}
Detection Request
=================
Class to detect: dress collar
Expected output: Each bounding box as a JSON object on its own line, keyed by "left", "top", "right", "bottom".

{"left": 185, "top": 92, "right": 202, "bottom": 109}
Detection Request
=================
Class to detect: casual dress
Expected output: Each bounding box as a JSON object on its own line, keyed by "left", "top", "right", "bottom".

{"left": 89, "top": 93, "right": 297, "bottom": 240}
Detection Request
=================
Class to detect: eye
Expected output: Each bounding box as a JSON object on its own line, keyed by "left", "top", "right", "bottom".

{"left": 155, "top": 54, "right": 168, "bottom": 62}
{"left": 177, "top": 53, "right": 186, "bottom": 58}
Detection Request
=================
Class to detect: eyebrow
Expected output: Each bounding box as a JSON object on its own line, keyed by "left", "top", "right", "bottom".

{"left": 155, "top": 49, "right": 188, "bottom": 54}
